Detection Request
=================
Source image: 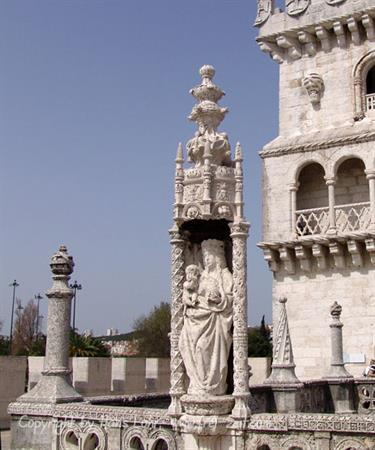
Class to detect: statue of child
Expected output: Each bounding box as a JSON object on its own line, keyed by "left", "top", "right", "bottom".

{"left": 182, "top": 264, "right": 200, "bottom": 309}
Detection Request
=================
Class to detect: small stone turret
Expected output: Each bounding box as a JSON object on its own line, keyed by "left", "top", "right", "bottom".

{"left": 18, "top": 246, "right": 82, "bottom": 404}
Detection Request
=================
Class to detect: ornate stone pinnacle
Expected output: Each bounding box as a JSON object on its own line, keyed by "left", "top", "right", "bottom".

{"left": 50, "top": 245, "right": 74, "bottom": 276}
{"left": 188, "top": 65, "right": 228, "bottom": 128}
{"left": 186, "top": 66, "right": 231, "bottom": 167}
{"left": 175, "top": 142, "right": 183, "bottom": 163}
{"left": 235, "top": 142, "right": 243, "bottom": 161}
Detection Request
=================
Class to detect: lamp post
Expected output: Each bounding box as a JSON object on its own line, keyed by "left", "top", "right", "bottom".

{"left": 69, "top": 281, "right": 82, "bottom": 331}
{"left": 34, "top": 293, "right": 43, "bottom": 336}
{"left": 9, "top": 280, "right": 19, "bottom": 354}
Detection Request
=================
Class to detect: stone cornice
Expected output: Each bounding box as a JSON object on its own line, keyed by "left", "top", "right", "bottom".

{"left": 257, "top": 1, "right": 375, "bottom": 41}
{"left": 259, "top": 129, "right": 375, "bottom": 159}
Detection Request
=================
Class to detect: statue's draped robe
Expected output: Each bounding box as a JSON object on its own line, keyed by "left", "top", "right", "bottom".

{"left": 179, "top": 267, "right": 233, "bottom": 396}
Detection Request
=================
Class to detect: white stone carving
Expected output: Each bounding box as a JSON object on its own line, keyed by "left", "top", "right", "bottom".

{"left": 186, "top": 65, "right": 231, "bottom": 168}
{"left": 179, "top": 239, "right": 233, "bottom": 397}
{"left": 286, "top": 0, "right": 310, "bottom": 16}
{"left": 302, "top": 73, "right": 324, "bottom": 105}
{"left": 265, "top": 297, "right": 301, "bottom": 385}
{"left": 255, "top": 0, "right": 273, "bottom": 26}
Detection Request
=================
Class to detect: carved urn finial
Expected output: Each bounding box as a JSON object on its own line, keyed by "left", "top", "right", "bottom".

{"left": 50, "top": 245, "right": 74, "bottom": 276}
{"left": 330, "top": 301, "right": 342, "bottom": 318}
{"left": 186, "top": 65, "right": 231, "bottom": 167}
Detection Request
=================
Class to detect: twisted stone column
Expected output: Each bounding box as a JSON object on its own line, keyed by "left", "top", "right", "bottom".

{"left": 230, "top": 222, "right": 251, "bottom": 419}
{"left": 19, "top": 246, "right": 82, "bottom": 404}
{"left": 168, "top": 226, "right": 186, "bottom": 417}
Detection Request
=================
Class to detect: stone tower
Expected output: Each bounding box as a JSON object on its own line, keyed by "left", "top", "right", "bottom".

{"left": 256, "top": 0, "right": 375, "bottom": 379}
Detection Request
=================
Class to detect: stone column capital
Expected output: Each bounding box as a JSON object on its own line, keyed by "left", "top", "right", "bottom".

{"left": 230, "top": 221, "right": 250, "bottom": 238}
{"left": 324, "top": 176, "right": 337, "bottom": 186}
{"left": 288, "top": 182, "right": 299, "bottom": 191}
{"left": 365, "top": 169, "right": 375, "bottom": 180}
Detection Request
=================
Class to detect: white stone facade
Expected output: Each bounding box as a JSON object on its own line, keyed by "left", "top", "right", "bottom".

{"left": 257, "top": 0, "right": 375, "bottom": 379}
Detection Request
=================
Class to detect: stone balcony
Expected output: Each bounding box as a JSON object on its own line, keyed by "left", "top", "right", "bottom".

{"left": 259, "top": 202, "right": 375, "bottom": 274}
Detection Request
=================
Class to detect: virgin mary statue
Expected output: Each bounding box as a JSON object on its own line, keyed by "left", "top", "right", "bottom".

{"left": 179, "top": 239, "right": 233, "bottom": 396}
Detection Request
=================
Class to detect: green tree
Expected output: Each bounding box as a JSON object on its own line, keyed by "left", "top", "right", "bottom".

{"left": 133, "top": 302, "right": 171, "bottom": 357}
{"left": 248, "top": 315, "right": 272, "bottom": 357}
{"left": 69, "top": 330, "right": 110, "bottom": 357}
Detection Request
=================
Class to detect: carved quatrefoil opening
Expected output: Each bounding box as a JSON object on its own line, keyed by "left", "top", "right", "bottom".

{"left": 152, "top": 439, "right": 169, "bottom": 450}
{"left": 129, "top": 437, "right": 145, "bottom": 450}
{"left": 65, "top": 431, "right": 79, "bottom": 449}
{"left": 360, "top": 386, "right": 375, "bottom": 411}
{"left": 83, "top": 433, "right": 100, "bottom": 450}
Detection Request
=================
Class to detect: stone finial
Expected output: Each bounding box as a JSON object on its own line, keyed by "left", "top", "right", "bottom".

{"left": 303, "top": 72, "right": 324, "bottom": 105}
{"left": 186, "top": 65, "right": 231, "bottom": 167}
{"left": 175, "top": 142, "right": 184, "bottom": 163}
{"left": 330, "top": 301, "right": 342, "bottom": 318}
{"left": 235, "top": 142, "right": 243, "bottom": 161}
{"left": 50, "top": 245, "right": 74, "bottom": 276}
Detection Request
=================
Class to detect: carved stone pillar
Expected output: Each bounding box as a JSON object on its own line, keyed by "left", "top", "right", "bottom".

{"left": 18, "top": 246, "right": 82, "bottom": 404}
{"left": 354, "top": 76, "right": 365, "bottom": 121}
{"left": 289, "top": 182, "right": 299, "bottom": 238}
{"left": 168, "top": 226, "right": 186, "bottom": 417}
{"left": 325, "top": 176, "right": 337, "bottom": 234}
{"left": 230, "top": 221, "right": 251, "bottom": 419}
{"left": 328, "top": 301, "right": 352, "bottom": 379}
{"left": 366, "top": 169, "right": 375, "bottom": 230}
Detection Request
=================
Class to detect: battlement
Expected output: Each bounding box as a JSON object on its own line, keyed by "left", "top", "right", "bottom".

{"left": 256, "top": 0, "right": 375, "bottom": 64}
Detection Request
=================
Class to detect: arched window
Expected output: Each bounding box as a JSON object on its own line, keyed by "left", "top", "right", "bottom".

{"left": 258, "top": 446, "right": 271, "bottom": 450}
{"left": 130, "top": 437, "right": 145, "bottom": 450}
{"left": 366, "top": 66, "right": 375, "bottom": 94}
{"left": 83, "top": 433, "right": 99, "bottom": 450}
{"left": 335, "top": 158, "right": 370, "bottom": 232}
{"left": 296, "top": 163, "right": 328, "bottom": 235}
{"left": 366, "top": 65, "right": 375, "bottom": 111}
{"left": 153, "top": 439, "right": 169, "bottom": 450}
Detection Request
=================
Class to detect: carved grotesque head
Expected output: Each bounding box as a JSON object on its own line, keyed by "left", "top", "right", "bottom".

{"left": 303, "top": 72, "right": 324, "bottom": 104}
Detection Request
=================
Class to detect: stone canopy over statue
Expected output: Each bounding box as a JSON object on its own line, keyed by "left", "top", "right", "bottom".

{"left": 169, "top": 65, "right": 250, "bottom": 419}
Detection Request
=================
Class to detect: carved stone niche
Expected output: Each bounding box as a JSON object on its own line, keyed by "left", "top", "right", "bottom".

{"left": 303, "top": 73, "right": 324, "bottom": 105}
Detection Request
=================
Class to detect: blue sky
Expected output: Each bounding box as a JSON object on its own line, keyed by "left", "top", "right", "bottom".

{"left": 0, "top": 1, "right": 279, "bottom": 335}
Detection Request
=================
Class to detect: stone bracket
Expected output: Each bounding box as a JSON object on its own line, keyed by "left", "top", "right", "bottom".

{"left": 295, "top": 245, "right": 312, "bottom": 272}
{"left": 347, "top": 240, "right": 364, "bottom": 267}
{"left": 279, "top": 247, "right": 296, "bottom": 274}
{"left": 329, "top": 242, "right": 346, "bottom": 269}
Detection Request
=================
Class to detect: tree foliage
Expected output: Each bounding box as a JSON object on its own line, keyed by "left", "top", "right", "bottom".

{"left": 12, "top": 299, "right": 40, "bottom": 355}
{"left": 248, "top": 315, "right": 272, "bottom": 357}
{"left": 69, "top": 330, "right": 110, "bottom": 357}
{"left": 133, "top": 302, "right": 171, "bottom": 358}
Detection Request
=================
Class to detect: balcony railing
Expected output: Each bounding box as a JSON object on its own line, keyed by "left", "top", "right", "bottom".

{"left": 335, "top": 202, "right": 371, "bottom": 232}
{"left": 365, "top": 93, "right": 375, "bottom": 111}
{"left": 295, "top": 202, "right": 371, "bottom": 236}
{"left": 296, "top": 206, "right": 329, "bottom": 236}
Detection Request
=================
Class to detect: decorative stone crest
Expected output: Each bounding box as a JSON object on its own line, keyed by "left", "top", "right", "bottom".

{"left": 286, "top": 0, "right": 310, "bottom": 16}
{"left": 255, "top": 0, "right": 273, "bottom": 26}
{"left": 303, "top": 73, "right": 324, "bottom": 105}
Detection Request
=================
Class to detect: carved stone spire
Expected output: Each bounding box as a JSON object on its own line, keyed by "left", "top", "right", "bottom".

{"left": 186, "top": 65, "right": 231, "bottom": 168}
{"left": 265, "top": 297, "right": 301, "bottom": 384}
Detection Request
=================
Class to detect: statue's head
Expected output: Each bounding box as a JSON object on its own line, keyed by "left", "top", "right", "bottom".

{"left": 201, "top": 239, "right": 226, "bottom": 270}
